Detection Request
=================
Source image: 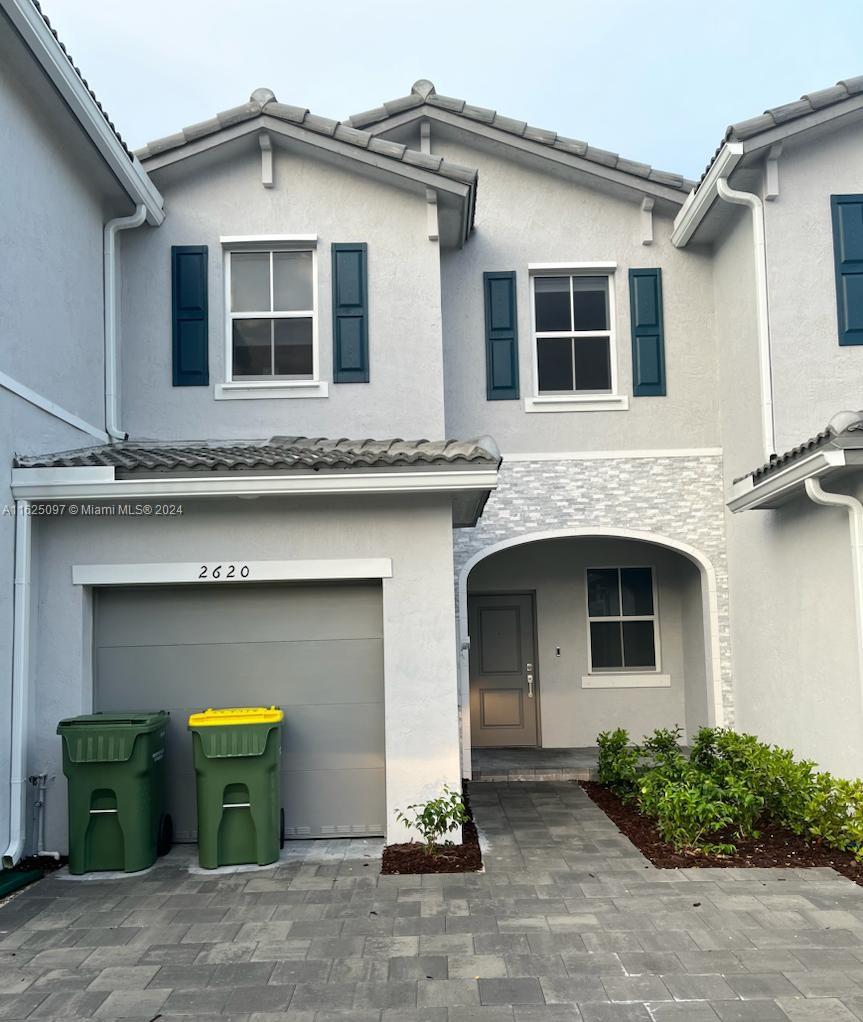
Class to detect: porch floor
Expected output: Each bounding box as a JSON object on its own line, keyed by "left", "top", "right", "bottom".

{"left": 471, "top": 745, "right": 599, "bottom": 782}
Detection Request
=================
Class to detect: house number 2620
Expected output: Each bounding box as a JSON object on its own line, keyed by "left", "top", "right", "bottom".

{"left": 198, "top": 564, "right": 250, "bottom": 580}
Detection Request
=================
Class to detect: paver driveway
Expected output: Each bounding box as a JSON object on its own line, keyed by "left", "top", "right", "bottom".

{"left": 3, "top": 781, "right": 863, "bottom": 1020}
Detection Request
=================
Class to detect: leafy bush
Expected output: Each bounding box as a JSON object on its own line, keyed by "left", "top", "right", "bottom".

{"left": 597, "top": 728, "right": 641, "bottom": 798}
{"left": 395, "top": 785, "right": 469, "bottom": 856}
{"left": 600, "top": 724, "right": 863, "bottom": 861}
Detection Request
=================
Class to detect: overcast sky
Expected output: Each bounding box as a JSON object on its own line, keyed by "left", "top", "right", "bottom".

{"left": 45, "top": 0, "right": 863, "bottom": 179}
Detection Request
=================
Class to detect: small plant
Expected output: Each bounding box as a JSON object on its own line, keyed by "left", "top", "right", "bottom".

{"left": 395, "top": 785, "right": 469, "bottom": 856}
{"left": 641, "top": 725, "right": 684, "bottom": 769}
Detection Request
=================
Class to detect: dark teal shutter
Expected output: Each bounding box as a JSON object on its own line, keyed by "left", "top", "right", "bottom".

{"left": 171, "top": 246, "right": 208, "bottom": 386}
{"left": 629, "top": 268, "right": 666, "bottom": 396}
{"left": 831, "top": 195, "right": 863, "bottom": 346}
{"left": 483, "top": 271, "right": 519, "bottom": 400}
{"left": 332, "top": 243, "right": 369, "bottom": 383}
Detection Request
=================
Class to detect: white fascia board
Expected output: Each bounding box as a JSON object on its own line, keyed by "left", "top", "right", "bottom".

{"left": 72, "top": 558, "right": 393, "bottom": 586}
{"left": 671, "top": 143, "right": 743, "bottom": 248}
{"left": 504, "top": 448, "right": 722, "bottom": 461}
{"left": 10, "top": 467, "right": 499, "bottom": 501}
{"left": 362, "top": 106, "right": 688, "bottom": 207}
{"left": 727, "top": 450, "right": 846, "bottom": 512}
{"left": 1, "top": 0, "right": 164, "bottom": 224}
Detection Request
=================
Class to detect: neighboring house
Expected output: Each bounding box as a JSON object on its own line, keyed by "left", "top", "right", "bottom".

{"left": 3, "top": 0, "right": 863, "bottom": 857}
{"left": 0, "top": 0, "right": 162, "bottom": 865}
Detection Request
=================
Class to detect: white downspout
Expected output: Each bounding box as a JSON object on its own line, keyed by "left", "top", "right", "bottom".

{"left": 3, "top": 501, "right": 31, "bottom": 868}
{"left": 716, "top": 177, "right": 776, "bottom": 463}
{"left": 104, "top": 205, "right": 147, "bottom": 441}
{"left": 804, "top": 479, "right": 863, "bottom": 724}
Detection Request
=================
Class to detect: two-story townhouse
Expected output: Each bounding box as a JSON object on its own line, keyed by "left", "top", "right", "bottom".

{"left": 0, "top": 0, "right": 162, "bottom": 866}
{"left": 6, "top": 3, "right": 863, "bottom": 860}
{"left": 673, "top": 80, "right": 863, "bottom": 779}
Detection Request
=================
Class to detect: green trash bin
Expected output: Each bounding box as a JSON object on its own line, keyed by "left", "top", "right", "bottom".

{"left": 57, "top": 711, "right": 172, "bottom": 875}
{"left": 187, "top": 706, "right": 284, "bottom": 869}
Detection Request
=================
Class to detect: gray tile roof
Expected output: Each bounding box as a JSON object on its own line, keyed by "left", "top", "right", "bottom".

{"left": 134, "top": 88, "right": 478, "bottom": 190}
{"left": 698, "top": 75, "right": 863, "bottom": 189}
{"left": 30, "top": 0, "right": 133, "bottom": 161}
{"left": 735, "top": 411, "right": 863, "bottom": 484}
{"left": 15, "top": 436, "right": 501, "bottom": 474}
{"left": 347, "top": 80, "right": 696, "bottom": 194}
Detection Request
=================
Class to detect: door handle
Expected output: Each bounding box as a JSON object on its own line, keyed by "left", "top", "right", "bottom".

{"left": 527, "top": 673, "right": 534, "bottom": 698}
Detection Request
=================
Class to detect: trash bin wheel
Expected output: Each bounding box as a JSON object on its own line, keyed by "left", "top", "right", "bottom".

{"left": 280, "top": 808, "right": 285, "bottom": 850}
{"left": 157, "top": 813, "right": 173, "bottom": 857}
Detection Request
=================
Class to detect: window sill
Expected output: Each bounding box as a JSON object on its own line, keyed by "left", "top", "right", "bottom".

{"left": 525, "top": 394, "right": 629, "bottom": 413}
{"left": 581, "top": 673, "right": 670, "bottom": 689}
{"left": 215, "top": 381, "right": 329, "bottom": 401}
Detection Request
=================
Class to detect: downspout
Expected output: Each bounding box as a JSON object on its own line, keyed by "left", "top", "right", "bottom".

{"left": 3, "top": 501, "right": 31, "bottom": 868}
{"left": 104, "top": 205, "right": 147, "bottom": 441}
{"left": 804, "top": 478, "right": 863, "bottom": 723}
{"left": 716, "top": 177, "right": 776, "bottom": 463}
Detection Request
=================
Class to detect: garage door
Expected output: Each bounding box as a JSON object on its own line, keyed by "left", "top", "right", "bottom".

{"left": 93, "top": 582, "right": 385, "bottom": 840}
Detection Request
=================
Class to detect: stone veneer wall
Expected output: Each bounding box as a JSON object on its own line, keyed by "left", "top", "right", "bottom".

{"left": 453, "top": 455, "right": 734, "bottom": 724}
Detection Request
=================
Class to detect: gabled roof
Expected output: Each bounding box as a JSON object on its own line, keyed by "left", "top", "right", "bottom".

{"left": 15, "top": 436, "right": 501, "bottom": 474}
{"left": 2, "top": 0, "right": 163, "bottom": 222}
{"left": 347, "top": 79, "right": 696, "bottom": 201}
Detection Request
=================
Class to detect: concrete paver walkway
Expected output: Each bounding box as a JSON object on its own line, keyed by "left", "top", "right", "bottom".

{"left": 2, "top": 781, "right": 863, "bottom": 1019}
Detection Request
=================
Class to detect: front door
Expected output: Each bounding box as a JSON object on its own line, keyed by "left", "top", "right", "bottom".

{"left": 468, "top": 593, "right": 538, "bottom": 747}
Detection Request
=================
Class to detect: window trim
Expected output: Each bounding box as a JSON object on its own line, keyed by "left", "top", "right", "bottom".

{"left": 525, "top": 265, "right": 628, "bottom": 413}
{"left": 217, "top": 238, "right": 327, "bottom": 400}
{"left": 584, "top": 565, "right": 662, "bottom": 675}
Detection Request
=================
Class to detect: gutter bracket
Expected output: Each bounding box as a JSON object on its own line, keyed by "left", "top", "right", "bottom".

{"left": 259, "top": 132, "right": 274, "bottom": 188}
{"left": 641, "top": 197, "right": 654, "bottom": 246}
{"left": 765, "top": 144, "right": 782, "bottom": 201}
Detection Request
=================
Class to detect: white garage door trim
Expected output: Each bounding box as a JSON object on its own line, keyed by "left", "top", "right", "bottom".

{"left": 72, "top": 557, "right": 393, "bottom": 586}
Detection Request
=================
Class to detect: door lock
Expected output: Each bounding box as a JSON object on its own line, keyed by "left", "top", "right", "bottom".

{"left": 526, "top": 664, "right": 534, "bottom": 698}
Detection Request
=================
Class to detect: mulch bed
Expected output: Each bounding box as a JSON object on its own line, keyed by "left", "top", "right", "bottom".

{"left": 381, "top": 783, "right": 483, "bottom": 875}
{"left": 581, "top": 780, "right": 863, "bottom": 887}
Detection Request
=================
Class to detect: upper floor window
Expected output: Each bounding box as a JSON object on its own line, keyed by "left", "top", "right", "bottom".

{"left": 228, "top": 249, "right": 316, "bottom": 381}
{"left": 534, "top": 274, "right": 612, "bottom": 393}
{"left": 524, "top": 264, "right": 627, "bottom": 412}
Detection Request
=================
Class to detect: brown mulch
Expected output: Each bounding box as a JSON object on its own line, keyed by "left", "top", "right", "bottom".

{"left": 581, "top": 780, "right": 863, "bottom": 887}
{"left": 381, "top": 783, "right": 483, "bottom": 875}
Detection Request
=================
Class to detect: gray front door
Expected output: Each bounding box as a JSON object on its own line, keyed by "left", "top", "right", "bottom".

{"left": 468, "top": 593, "right": 538, "bottom": 747}
{"left": 93, "top": 582, "right": 386, "bottom": 841}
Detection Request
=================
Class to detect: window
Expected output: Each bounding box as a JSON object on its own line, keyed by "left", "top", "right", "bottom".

{"left": 534, "top": 274, "right": 612, "bottom": 393}
{"left": 228, "top": 249, "right": 315, "bottom": 380}
{"left": 586, "top": 567, "right": 658, "bottom": 672}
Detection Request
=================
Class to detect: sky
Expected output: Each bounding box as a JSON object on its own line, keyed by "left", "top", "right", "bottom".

{"left": 43, "top": 0, "right": 863, "bottom": 180}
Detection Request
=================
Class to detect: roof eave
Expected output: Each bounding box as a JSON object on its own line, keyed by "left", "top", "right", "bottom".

{"left": 673, "top": 94, "right": 863, "bottom": 247}
{"left": 727, "top": 449, "right": 856, "bottom": 512}
{"left": 671, "top": 143, "right": 743, "bottom": 248}
{"left": 361, "top": 105, "right": 691, "bottom": 208}
{"left": 1, "top": 0, "right": 164, "bottom": 224}
{"left": 140, "top": 114, "right": 474, "bottom": 242}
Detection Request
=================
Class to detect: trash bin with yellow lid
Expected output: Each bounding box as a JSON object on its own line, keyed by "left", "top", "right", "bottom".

{"left": 187, "top": 706, "right": 284, "bottom": 869}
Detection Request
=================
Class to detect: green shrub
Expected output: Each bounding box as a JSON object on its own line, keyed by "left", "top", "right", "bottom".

{"left": 395, "top": 785, "right": 469, "bottom": 856}
{"left": 597, "top": 724, "right": 863, "bottom": 861}
{"left": 596, "top": 728, "right": 641, "bottom": 798}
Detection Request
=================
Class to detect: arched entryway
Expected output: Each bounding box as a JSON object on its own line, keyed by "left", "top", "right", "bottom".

{"left": 456, "top": 528, "right": 723, "bottom": 776}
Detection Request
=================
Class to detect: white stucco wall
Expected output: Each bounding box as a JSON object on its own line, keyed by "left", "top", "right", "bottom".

{"left": 29, "top": 494, "right": 461, "bottom": 849}
{"left": 715, "top": 201, "right": 863, "bottom": 778}
{"left": 433, "top": 137, "right": 719, "bottom": 453}
{"left": 0, "top": 24, "right": 131, "bottom": 857}
{"left": 121, "top": 142, "right": 446, "bottom": 441}
{"left": 762, "top": 115, "right": 863, "bottom": 453}
{"left": 468, "top": 537, "right": 707, "bottom": 746}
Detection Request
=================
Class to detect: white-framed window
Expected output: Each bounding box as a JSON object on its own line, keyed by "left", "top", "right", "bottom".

{"left": 525, "top": 263, "right": 627, "bottom": 412}
{"left": 216, "top": 237, "right": 327, "bottom": 400}
{"left": 585, "top": 566, "right": 660, "bottom": 672}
